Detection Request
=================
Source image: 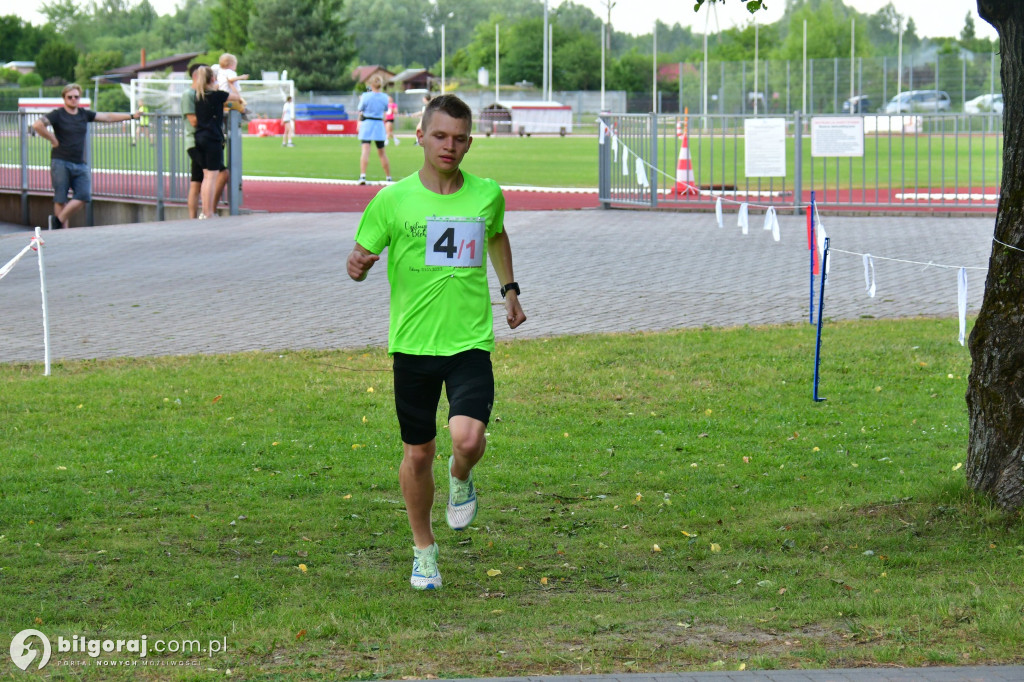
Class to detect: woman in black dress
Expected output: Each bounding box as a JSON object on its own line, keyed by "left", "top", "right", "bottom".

{"left": 193, "top": 65, "right": 240, "bottom": 218}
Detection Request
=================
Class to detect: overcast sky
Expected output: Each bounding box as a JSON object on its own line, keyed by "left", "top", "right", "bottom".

{"left": 9, "top": 0, "right": 998, "bottom": 41}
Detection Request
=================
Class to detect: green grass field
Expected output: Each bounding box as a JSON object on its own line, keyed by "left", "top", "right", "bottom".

{"left": 237, "top": 131, "right": 1003, "bottom": 190}
{"left": 241, "top": 133, "right": 600, "bottom": 187}
{"left": 2, "top": 319, "right": 1022, "bottom": 680}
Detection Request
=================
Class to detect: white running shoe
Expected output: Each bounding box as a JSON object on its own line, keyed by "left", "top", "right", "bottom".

{"left": 446, "top": 456, "right": 477, "bottom": 530}
{"left": 411, "top": 543, "right": 442, "bottom": 590}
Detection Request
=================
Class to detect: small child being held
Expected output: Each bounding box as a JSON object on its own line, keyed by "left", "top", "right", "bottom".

{"left": 215, "top": 53, "right": 248, "bottom": 102}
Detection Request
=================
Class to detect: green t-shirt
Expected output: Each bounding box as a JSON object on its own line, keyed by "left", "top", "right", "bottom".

{"left": 355, "top": 171, "right": 505, "bottom": 356}
{"left": 180, "top": 88, "right": 196, "bottom": 137}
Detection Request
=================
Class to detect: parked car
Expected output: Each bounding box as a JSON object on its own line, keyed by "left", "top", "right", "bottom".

{"left": 884, "top": 90, "right": 952, "bottom": 113}
{"left": 842, "top": 95, "right": 871, "bottom": 113}
{"left": 964, "top": 93, "right": 1003, "bottom": 114}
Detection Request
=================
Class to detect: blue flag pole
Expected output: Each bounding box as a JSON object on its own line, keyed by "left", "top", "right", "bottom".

{"left": 812, "top": 236, "right": 830, "bottom": 402}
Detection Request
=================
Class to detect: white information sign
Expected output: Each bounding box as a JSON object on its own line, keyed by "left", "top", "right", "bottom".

{"left": 425, "top": 217, "right": 485, "bottom": 267}
{"left": 811, "top": 117, "right": 865, "bottom": 158}
{"left": 744, "top": 118, "right": 787, "bottom": 178}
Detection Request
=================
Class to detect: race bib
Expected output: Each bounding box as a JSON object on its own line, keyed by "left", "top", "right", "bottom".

{"left": 425, "top": 217, "right": 485, "bottom": 267}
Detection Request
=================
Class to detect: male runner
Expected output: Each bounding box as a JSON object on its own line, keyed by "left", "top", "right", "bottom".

{"left": 347, "top": 94, "right": 527, "bottom": 590}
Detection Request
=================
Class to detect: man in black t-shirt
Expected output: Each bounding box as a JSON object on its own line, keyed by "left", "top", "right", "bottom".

{"left": 31, "top": 83, "right": 140, "bottom": 229}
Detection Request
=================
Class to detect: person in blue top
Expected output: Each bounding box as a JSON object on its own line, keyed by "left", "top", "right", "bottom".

{"left": 357, "top": 74, "right": 392, "bottom": 185}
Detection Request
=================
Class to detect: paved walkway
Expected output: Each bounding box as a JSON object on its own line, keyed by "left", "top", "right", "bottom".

{"left": 1, "top": 213, "right": 1017, "bottom": 681}
{"left": 0, "top": 210, "right": 994, "bottom": 363}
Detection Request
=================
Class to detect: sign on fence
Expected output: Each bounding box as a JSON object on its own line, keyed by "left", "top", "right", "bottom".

{"left": 744, "top": 118, "right": 787, "bottom": 178}
{"left": 810, "top": 117, "right": 864, "bottom": 158}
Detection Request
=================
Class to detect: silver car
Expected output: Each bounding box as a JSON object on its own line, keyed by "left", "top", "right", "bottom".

{"left": 884, "top": 90, "right": 952, "bottom": 113}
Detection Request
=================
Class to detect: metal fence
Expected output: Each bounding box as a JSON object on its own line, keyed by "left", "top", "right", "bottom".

{"left": 639, "top": 50, "right": 1001, "bottom": 116}
{"left": 0, "top": 111, "right": 242, "bottom": 224}
{"left": 598, "top": 112, "right": 1003, "bottom": 212}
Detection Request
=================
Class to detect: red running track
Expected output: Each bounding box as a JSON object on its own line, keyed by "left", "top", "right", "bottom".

{"left": 240, "top": 178, "right": 600, "bottom": 212}
{"left": 211, "top": 180, "right": 1006, "bottom": 215}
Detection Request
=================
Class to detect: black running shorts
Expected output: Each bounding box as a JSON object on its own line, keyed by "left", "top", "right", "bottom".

{"left": 392, "top": 349, "right": 494, "bottom": 445}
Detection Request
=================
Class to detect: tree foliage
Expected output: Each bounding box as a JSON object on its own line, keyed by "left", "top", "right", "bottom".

{"left": 247, "top": 0, "right": 355, "bottom": 91}
{"left": 777, "top": 0, "right": 869, "bottom": 60}
{"left": 0, "top": 15, "right": 59, "bottom": 62}
{"left": 344, "top": 0, "right": 432, "bottom": 69}
{"left": 210, "top": 0, "right": 253, "bottom": 57}
{"left": 35, "top": 40, "right": 78, "bottom": 82}
{"left": 74, "top": 50, "right": 125, "bottom": 84}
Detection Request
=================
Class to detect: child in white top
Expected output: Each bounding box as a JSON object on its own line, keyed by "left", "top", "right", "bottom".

{"left": 216, "top": 53, "right": 248, "bottom": 101}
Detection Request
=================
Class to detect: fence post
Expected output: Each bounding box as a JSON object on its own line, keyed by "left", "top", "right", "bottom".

{"left": 793, "top": 110, "right": 803, "bottom": 215}
{"left": 598, "top": 115, "right": 610, "bottom": 209}
{"left": 19, "top": 112, "right": 29, "bottom": 225}
{"left": 649, "top": 111, "right": 658, "bottom": 209}
{"left": 154, "top": 115, "right": 165, "bottom": 221}
{"left": 167, "top": 116, "right": 182, "bottom": 204}
{"left": 228, "top": 109, "right": 242, "bottom": 216}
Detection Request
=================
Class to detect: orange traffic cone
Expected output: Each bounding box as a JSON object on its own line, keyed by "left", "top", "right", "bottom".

{"left": 674, "top": 113, "right": 698, "bottom": 196}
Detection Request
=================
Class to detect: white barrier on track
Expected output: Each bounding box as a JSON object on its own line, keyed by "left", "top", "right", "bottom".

{"left": 1, "top": 227, "right": 50, "bottom": 375}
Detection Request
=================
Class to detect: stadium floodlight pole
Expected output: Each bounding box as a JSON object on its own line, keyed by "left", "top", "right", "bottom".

{"left": 850, "top": 19, "right": 855, "bottom": 103}
{"left": 702, "top": 15, "right": 707, "bottom": 126}
{"left": 548, "top": 23, "right": 554, "bottom": 101}
{"left": 542, "top": 0, "right": 548, "bottom": 100}
{"left": 897, "top": 18, "right": 903, "bottom": 99}
{"left": 753, "top": 20, "right": 758, "bottom": 116}
{"left": 652, "top": 19, "right": 657, "bottom": 113}
{"left": 600, "top": 0, "right": 615, "bottom": 111}
{"left": 495, "top": 24, "right": 500, "bottom": 103}
{"left": 601, "top": 22, "right": 606, "bottom": 111}
{"left": 441, "top": 24, "right": 446, "bottom": 94}
{"left": 802, "top": 20, "right": 807, "bottom": 114}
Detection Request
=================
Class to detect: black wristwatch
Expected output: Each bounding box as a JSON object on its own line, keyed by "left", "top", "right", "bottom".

{"left": 500, "top": 282, "right": 520, "bottom": 298}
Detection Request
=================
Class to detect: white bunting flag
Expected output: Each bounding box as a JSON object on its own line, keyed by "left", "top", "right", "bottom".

{"left": 958, "top": 267, "right": 968, "bottom": 346}
{"left": 715, "top": 197, "right": 723, "bottom": 228}
{"left": 599, "top": 122, "right": 606, "bottom": 145}
{"left": 612, "top": 136, "right": 618, "bottom": 162}
{"left": 863, "top": 254, "right": 876, "bottom": 298}
{"left": 621, "top": 145, "right": 629, "bottom": 176}
{"left": 635, "top": 157, "right": 650, "bottom": 188}
{"left": 738, "top": 203, "right": 749, "bottom": 234}
{"left": 761, "top": 207, "right": 780, "bottom": 242}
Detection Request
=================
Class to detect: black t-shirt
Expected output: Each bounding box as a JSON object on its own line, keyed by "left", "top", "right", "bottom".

{"left": 194, "top": 90, "right": 229, "bottom": 142}
{"left": 44, "top": 107, "right": 97, "bottom": 164}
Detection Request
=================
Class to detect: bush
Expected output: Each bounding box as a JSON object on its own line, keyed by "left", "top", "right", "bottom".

{"left": 18, "top": 72, "right": 43, "bottom": 88}
{"left": 0, "top": 68, "right": 22, "bottom": 85}
{"left": 96, "top": 86, "right": 129, "bottom": 112}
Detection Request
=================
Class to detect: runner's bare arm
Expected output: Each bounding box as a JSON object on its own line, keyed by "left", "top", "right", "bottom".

{"left": 488, "top": 229, "right": 526, "bottom": 329}
{"left": 348, "top": 243, "right": 380, "bottom": 281}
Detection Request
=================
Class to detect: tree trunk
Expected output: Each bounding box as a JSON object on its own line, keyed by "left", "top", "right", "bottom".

{"left": 967, "top": 1, "right": 1024, "bottom": 511}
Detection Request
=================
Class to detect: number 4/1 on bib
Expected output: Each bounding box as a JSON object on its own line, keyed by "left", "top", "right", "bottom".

{"left": 425, "top": 217, "right": 485, "bottom": 268}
